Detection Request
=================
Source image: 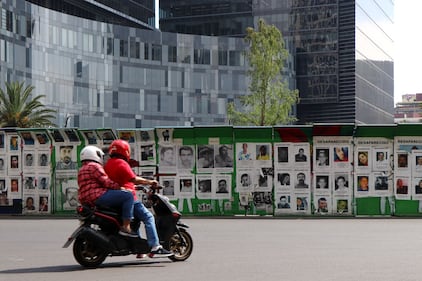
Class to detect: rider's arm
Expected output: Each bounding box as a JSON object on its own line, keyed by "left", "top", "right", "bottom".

{"left": 130, "top": 176, "right": 158, "bottom": 186}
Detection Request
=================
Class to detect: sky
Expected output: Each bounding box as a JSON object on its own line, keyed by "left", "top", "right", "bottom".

{"left": 394, "top": 1, "right": 422, "bottom": 104}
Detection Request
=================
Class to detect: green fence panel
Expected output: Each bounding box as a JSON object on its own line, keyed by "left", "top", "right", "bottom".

{"left": 233, "top": 126, "right": 273, "bottom": 216}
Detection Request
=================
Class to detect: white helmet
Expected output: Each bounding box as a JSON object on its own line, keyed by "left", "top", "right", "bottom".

{"left": 80, "top": 145, "right": 104, "bottom": 164}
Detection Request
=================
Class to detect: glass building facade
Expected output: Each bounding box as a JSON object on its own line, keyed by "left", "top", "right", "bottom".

{"left": 0, "top": 1, "right": 248, "bottom": 128}
{"left": 0, "top": 1, "right": 394, "bottom": 128}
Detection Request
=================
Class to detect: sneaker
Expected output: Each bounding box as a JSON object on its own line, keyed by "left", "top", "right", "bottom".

{"left": 118, "top": 229, "right": 138, "bottom": 238}
{"left": 148, "top": 246, "right": 174, "bottom": 258}
{"left": 136, "top": 253, "right": 148, "bottom": 259}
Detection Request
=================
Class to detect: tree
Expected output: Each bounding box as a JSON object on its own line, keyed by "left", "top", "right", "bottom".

{"left": 0, "top": 81, "right": 57, "bottom": 128}
{"left": 227, "top": 19, "right": 299, "bottom": 126}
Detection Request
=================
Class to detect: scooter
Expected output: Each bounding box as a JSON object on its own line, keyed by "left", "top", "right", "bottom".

{"left": 63, "top": 184, "right": 193, "bottom": 268}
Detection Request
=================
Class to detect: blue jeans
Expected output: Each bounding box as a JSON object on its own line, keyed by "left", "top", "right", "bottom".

{"left": 133, "top": 200, "right": 159, "bottom": 247}
{"left": 96, "top": 190, "right": 134, "bottom": 220}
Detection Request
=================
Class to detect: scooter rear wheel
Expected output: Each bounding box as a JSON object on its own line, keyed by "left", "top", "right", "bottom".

{"left": 168, "top": 228, "right": 193, "bottom": 261}
{"left": 73, "top": 236, "right": 108, "bottom": 268}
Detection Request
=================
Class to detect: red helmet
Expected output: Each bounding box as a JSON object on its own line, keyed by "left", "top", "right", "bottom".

{"left": 108, "top": 139, "right": 131, "bottom": 161}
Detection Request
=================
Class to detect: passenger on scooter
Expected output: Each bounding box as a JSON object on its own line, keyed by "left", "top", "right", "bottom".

{"left": 105, "top": 139, "right": 173, "bottom": 258}
{"left": 77, "top": 145, "right": 137, "bottom": 237}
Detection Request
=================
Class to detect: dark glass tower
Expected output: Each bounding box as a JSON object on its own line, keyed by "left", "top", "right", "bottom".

{"left": 161, "top": 0, "right": 394, "bottom": 124}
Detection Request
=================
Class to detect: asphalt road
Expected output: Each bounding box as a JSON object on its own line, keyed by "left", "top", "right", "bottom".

{"left": 0, "top": 217, "right": 422, "bottom": 281}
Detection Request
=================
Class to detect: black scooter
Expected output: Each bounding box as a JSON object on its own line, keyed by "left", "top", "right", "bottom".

{"left": 63, "top": 185, "right": 193, "bottom": 268}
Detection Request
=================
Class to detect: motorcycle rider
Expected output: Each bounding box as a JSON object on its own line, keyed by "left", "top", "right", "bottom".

{"left": 104, "top": 139, "right": 173, "bottom": 258}
{"left": 77, "top": 145, "right": 137, "bottom": 237}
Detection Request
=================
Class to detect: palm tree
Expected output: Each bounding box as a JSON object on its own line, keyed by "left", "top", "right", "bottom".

{"left": 0, "top": 82, "right": 56, "bottom": 128}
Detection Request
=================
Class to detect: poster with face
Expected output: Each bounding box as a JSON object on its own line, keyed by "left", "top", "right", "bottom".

{"left": 394, "top": 175, "right": 410, "bottom": 200}
{"left": 315, "top": 195, "right": 331, "bottom": 214}
{"left": 274, "top": 192, "right": 293, "bottom": 214}
{"left": 236, "top": 168, "right": 253, "bottom": 193}
{"left": 158, "top": 144, "right": 176, "bottom": 173}
{"left": 214, "top": 174, "right": 231, "bottom": 199}
{"left": 314, "top": 173, "right": 330, "bottom": 195}
{"left": 196, "top": 174, "right": 212, "bottom": 199}
{"left": 159, "top": 176, "right": 176, "bottom": 200}
{"left": 176, "top": 175, "right": 195, "bottom": 199}
{"left": 177, "top": 145, "right": 195, "bottom": 172}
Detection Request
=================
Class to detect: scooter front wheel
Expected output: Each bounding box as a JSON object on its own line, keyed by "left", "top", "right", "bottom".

{"left": 73, "top": 236, "right": 108, "bottom": 268}
{"left": 168, "top": 228, "right": 193, "bottom": 261}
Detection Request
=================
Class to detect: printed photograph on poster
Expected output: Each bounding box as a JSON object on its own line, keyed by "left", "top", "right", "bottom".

{"left": 334, "top": 197, "right": 350, "bottom": 214}
{"left": 413, "top": 177, "right": 422, "bottom": 199}
{"left": 63, "top": 129, "right": 79, "bottom": 143}
{"left": 37, "top": 176, "right": 50, "bottom": 191}
{"left": 314, "top": 174, "right": 330, "bottom": 193}
{"left": 9, "top": 155, "right": 20, "bottom": 172}
{"left": 215, "top": 174, "right": 231, "bottom": 199}
{"left": 23, "top": 195, "right": 36, "bottom": 212}
{"left": 294, "top": 194, "right": 309, "bottom": 212}
{"left": 294, "top": 171, "right": 310, "bottom": 189}
{"left": 294, "top": 146, "right": 309, "bottom": 163}
{"left": 373, "top": 149, "right": 390, "bottom": 171}
{"left": 396, "top": 152, "right": 409, "bottom": 170}
{"left": 255, "top": 143, "right": 271, "bottom": 165}
{"left": 214, "top": 144, "right": 233, "bottom": 169}
{"left": 373, "top": 172, "right": 389, "bottom": 192}
{"left": 8, "top": 135, "right": 20, "bottom": 152}
{"left": 7, "top": 177, "right": 20, "bottom": 199}
{"left": 38, "top": 152, "right": 50, "bottom": 168}
{"left": 9, "top": 177, "right": 19, "bottom": 193}
{"left": 35, "top": 132, "right": 49, "bottom": 146}
{"left": 61, "top": 179, "right": 78, "bottom": 210}
{"left": 315, "top": 148, "right": 330, "bottom": 169}
{"left": 394, "top": 176, "right": 410, "bottom": 199}
{"left": 253, "top": 169, "right": 271, "bottom": 192}
{"left": 0, "top": 133, "right": 4, "bottom": 151}
{"left": 314, "top": 195, "right": 331, "bottom": 214}
{"left": 196, "top": 175, "right": 212, "bottom": 199}
{"left": 334, "top": 173, "right": 350, "bottom": 194}
{"left": 51, "top": 130, "right": 65, "bottom": 143}
{"left": 0, "top": 192, "right": 9, "bottom": 206}
{"left": 413, "top": 152, "right": 422, "bottom": 174}
{"left": 356, "top": 150, "right": 370, "bottom": 169}
{"left": 333, "top": 146, "right": 351, "bottom": 169}
{"left": 62, "top": 186, "right": 78, "bottom": 209}
{"left": 24, "top": 152, "right": 34, "bottom": 170}
{"left": 139, "top": 167, "right": 155, "bottom": 179}
{"left": 156, "top": 128, "right": 173, "bottom": 144}
{"left": 118, "top": 131, "right": 135, "bottom": 143}
{"left": 82, "top": 130, "right": 98, "bottom": 145}
{"left": 98, "top": 130, "right": 115, "bottom": 145}
{"left": 24, "top": 176, "right": 35, "bottom": 190}
{"left": 236, "top": 169, "right": 253, "bottom": 192}
{"left": 252, "top": 191, "right": 272, "bottom": 211}
{"left": 139, "top": 144, "right": 155, "bottom": 166}
{"left": 355, "top": 174, "right": 370, "bottom": 197}
{"left": 236, "top": 143, "right": 255, "bottom": 163}
{"left": 138, "top": 130, "right": 154, "bottom": 142}
{"left": 159, "top": 176, "right": 176, "bottom": 199}
{"left": 21, "top": 132, "right": 35, "bottom": 146}
{"left": 177, "top": 145, "right": 195, "bottom": 171}
{"left": 55, "top": 145, "right": 78, "bottom": 170}
{"left": 0, "top": 156, "right": 6, "bottom": 173}
{"left": 275, "top": 172, "right": 291, "bottom": 191}
{"left": 158, "top": 144, "right": 176, "bottom": 172}
{"left": 274, "top": 144, "right": 289, "bottom": 166}
{"left": 39, "top": 195, "right": 49, "bottom": 212}
{"left": 176, "top": 176, "right": 194, "bottom": 198}
{"left": 197, "top": 145, "right": 214, "bottom": 171}
{"left": 239, "top": 192, "right": 249, "bottom": 207}
{"left": 275, "top": 193, "right": 292, "bottom": 211}
{"left": 0, "top": 178, "right": 5, "bottom": 193}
